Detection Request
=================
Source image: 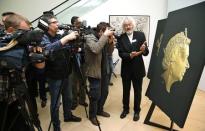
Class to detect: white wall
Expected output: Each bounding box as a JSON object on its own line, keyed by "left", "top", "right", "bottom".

{"left": 0, "top": 0, "right": 66, "bottom": 21}
{"left": 167, "top": 0, "right": 205, "bottom": 91}
{"left": 0, "top": 0, "right": 83, "bottom": 27}
{"left": 168, "top": 0, "right": 204, "bottom": 12}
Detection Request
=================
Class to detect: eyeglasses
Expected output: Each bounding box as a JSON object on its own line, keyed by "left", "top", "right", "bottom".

{"left": 49, "top": 21, "right": 58, "bottom": 24}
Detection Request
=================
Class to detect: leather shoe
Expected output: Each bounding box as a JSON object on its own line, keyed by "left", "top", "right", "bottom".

{"left": 97, "top": 111, "right": 110, "bottom": 117}
{"left": 53, "top": 126, "right": 61, "bottom": 131}
{"left": 71, "top": 103, "right": 78, "bottom": 110}
{"left": 64, "top": 114, "right": 82, "bottom": 122}
{"left": 133, "top": 113, "right": 140, "bottom": 121}
{"left": 109, "top": 82, "right": 113, "bottom": 86}
{"left": 120, "top": 110, "right": 129, "bottom": 119}
{"left": 79, "top": 102, "right": 88, "bottom": 107}
{"left": 89, "top": 118, "right": 100, "bottom": 126}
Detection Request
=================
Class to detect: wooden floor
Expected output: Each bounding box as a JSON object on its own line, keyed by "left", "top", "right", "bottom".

{"left": 37, "top": 76, "right": 205, "bottom": 131}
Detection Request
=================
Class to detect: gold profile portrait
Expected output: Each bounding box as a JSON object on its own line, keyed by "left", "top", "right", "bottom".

{"left": 161, "top": 28, "right": 191, "bottom": 93}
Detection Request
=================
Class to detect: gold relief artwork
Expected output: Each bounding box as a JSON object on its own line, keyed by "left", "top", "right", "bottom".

{"left": 161, "top": 28, "right": 191, "bottom": 93}
{"left": 156, "top": 34, "right": 163, "bottom": 56}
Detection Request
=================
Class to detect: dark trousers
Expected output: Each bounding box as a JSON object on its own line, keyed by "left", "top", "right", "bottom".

{"left": 122, "top": 76, "right": 143, "bottom": 113}
{"left": 71, "top": 68, "right": 86, "bottom": 105}
{"left": 25, "top": 66, "right": 47, "bottom": 117}
{"left": 88, "top": 77, "right": 101, "bottom": 119}
{"left": 98, "top": 74, "right": 110, "bottom": 112}
{"left": 47, "top": 78, "right": 72, "bottom": 128}
{"left": 26, "top": 67, "right": 47, "bottom": 101}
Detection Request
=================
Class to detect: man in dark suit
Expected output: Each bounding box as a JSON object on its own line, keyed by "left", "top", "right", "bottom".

{"left": 117, "top": 17, "right": 149, "bottom": 121}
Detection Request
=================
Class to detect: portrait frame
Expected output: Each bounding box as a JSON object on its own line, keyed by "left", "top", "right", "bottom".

{"left": 109, "top": 15, "right": 150, "bottom": 46}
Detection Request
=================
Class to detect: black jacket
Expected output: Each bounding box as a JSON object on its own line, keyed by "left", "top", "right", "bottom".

{"left": 41, "top": 34, "right": 72, "bottom": 79}
{"left": 117, "top": 31, "right": 149, "bottom": 78}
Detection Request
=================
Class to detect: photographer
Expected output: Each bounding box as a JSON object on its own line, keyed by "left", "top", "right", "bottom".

{"left": 84, "top": 22, "right": 114, "bottom": 126}
{"left": 0, "top": 13, "right": 39, "bottom": 131}
{"left": 1, "top": 12, "right": 15, "bottom": 25}
{"left": 70, "top": 16, "right": 88, "bottom": 110}
{"left": 40, "top": 14, "right": 81, "bottom": 131}
{"left": 1, "top": 12, "right": 15, "bottom": 38}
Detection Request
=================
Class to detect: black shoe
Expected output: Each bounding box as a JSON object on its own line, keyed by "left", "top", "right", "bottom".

{"left": 109, "top": 82, "right": 113, "bottom": 86}
{"left": 71, "top": 103, "right": 78, "bottom": 110}
{"left": 64, "top": 114, "right": 82, "bottom": 122}
{"left": 133, "top": 113, "right": 140, "bottom": 121}
{"left": 53, "top": 126, "right": 61, "bottom": 131}
{"left": 89, "top": 118, "right": 100, "bottom": 126}
{"left": 79, "top": 102, "right": 88, "bottom": 107}
{"left": 97, "top": 111, "right": 110, "bottom": 117}
{"left": 120, "top": 110, "right": 129, "bottom": 119}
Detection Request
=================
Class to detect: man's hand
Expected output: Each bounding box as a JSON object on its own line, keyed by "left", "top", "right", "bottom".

{"left": 130, "top": 51, "right": 143, "bottom": 59}
{"left": 33, "top": 46, "right": 43, "bottom": 53}
{"left": 104, "top": 28, "right": 114, "bottom": 37}
{"left": 61, "top": 31, "right": 79, "bottom": 45}
{"left": 108, "top": 35, "right": 115, "bottom": 44}
{"left": 66, "top": 31, "right": 79, "bottom": 41}
{"left": 140, "top": 41, "right": 147, "bottom": 52}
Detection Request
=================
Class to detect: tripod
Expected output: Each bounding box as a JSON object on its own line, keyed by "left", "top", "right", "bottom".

{"left": 0, "top": 70, "right": 42, "bottom": 131}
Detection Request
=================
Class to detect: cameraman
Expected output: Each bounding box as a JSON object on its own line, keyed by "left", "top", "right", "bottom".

{"left": 70, "top": 16, "right": 88, "bottom": 110}
{"left": 0, "top": 13, "right": 36, "bottom": 131}
{"left": 1, "top": 12, "right": 15, "bottom": 37}
{"left": 40, "top": 14, "right": 81, "bottom": 131}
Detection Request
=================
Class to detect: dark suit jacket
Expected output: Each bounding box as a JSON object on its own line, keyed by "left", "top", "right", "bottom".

{"left": 117, "top": 31, "right": 149, "bottom": 78}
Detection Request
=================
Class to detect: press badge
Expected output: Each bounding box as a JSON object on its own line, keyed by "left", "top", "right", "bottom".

{"left": 132, "top": 39, "right": 137, "bottom": 43}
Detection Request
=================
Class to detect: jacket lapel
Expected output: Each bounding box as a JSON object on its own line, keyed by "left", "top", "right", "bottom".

{"left": 121, "top": 33, "right": 133, "bottom": 52}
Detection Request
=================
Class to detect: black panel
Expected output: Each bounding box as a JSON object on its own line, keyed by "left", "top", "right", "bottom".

{"left": 146, "top": 2, "right": 205, "bottom": 128}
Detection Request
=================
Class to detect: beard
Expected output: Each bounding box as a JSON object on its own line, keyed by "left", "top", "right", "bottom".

{"left": 126, "top": 30, "right": 133, "bottom": 35}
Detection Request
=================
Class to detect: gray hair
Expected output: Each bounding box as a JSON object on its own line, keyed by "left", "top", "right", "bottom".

{"left": 121, "top": 16, "right": 136, "bottom": 33}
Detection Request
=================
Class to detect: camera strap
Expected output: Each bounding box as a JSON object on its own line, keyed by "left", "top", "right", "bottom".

{"left": 0, "top": 39, "right": 18, "bottom": 51}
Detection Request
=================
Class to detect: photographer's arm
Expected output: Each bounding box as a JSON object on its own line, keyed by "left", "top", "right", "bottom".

{"left": 60, "top": 31, "right": 78, "bottom": 45}
{"left": 41, "top": 35, "right": 62, "bottom": 51}
{"left": 41, "top": 31, "right": 78, "bottom": 51}
{"left": 86, "top": 28, "right": 114, "bottom": 54}
{"left": 86, "top": 34, "right": 108, "bottom": 54}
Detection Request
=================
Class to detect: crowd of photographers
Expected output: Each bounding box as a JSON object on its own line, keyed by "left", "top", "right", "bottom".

{"left": 0, "top": 11, "right": 115, "bottom": 131}
{"left": 0, "top": 10, "right": 148, "bottom": 131}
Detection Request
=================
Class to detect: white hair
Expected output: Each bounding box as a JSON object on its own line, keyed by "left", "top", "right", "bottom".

{"left": 121, "top": 16, "right": 136, "bottom": 32}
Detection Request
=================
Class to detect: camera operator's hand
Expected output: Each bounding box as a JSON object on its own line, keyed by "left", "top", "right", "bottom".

{"left": 60, "top": 31, "right": 79, "bottom": 45}
{"left": 32, "top": 46, "right": 43, "bottom": 53}
{"left": 108, "top": 35, "right": 115, "bottom": 44}
{"left": 103, "top": 28, "right": 114, "bottom": 37}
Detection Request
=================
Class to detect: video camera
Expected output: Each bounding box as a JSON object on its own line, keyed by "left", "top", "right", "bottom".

{"left": 38, "top": 17, "right": 93, "bottom": 52}
{"left": 58, "top": 23, "right": 93, "bottom": 49}
{"left": 0, "top": 29, "right": 44, "bottom": 70}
